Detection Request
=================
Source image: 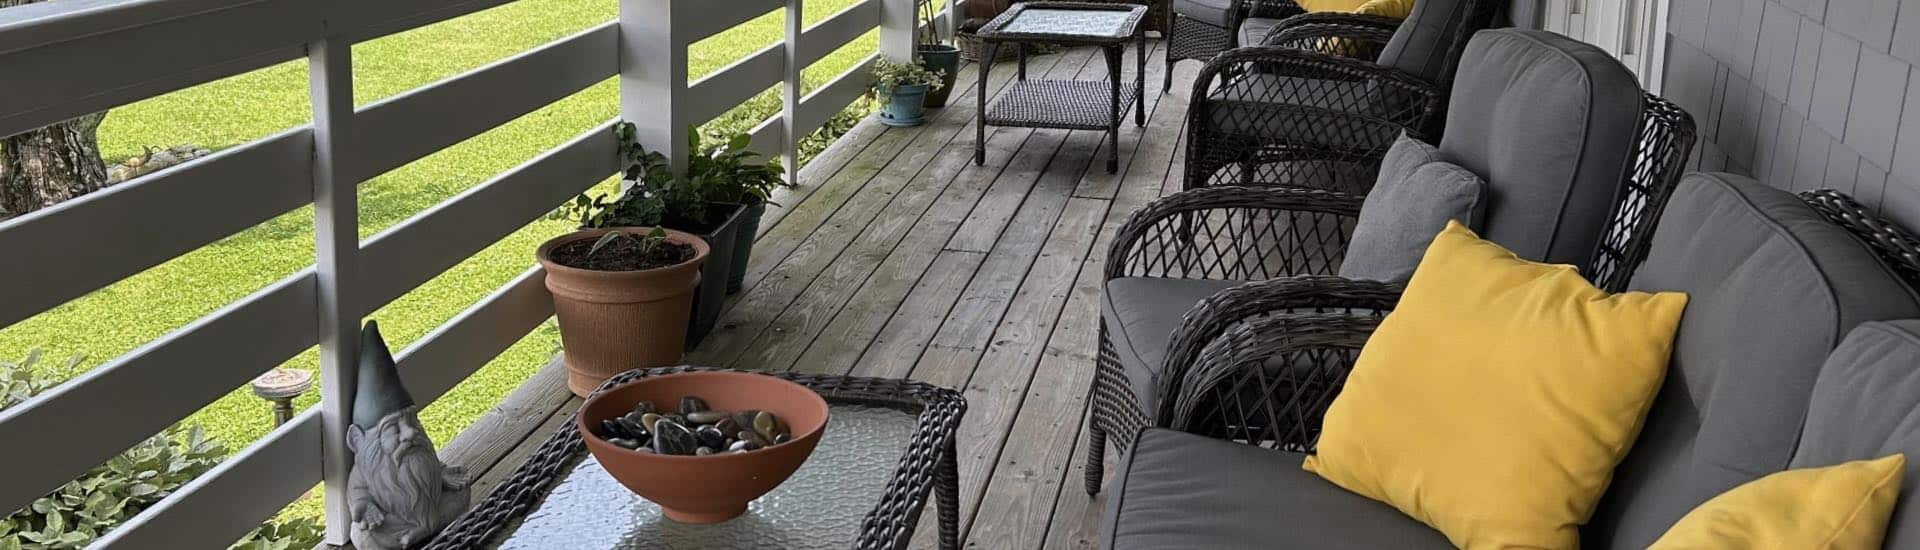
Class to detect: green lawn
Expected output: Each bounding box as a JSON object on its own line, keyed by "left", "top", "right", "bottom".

{"left": 0, "top": 0, "right": 873, "bottom": 521}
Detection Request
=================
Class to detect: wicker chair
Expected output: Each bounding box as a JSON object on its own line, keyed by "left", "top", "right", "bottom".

{"left": 1183, "top": 0, "right": 1502, "bottom": 193}
{"left": 1164, "top": 0, "right": 1304, "bottom": 92}
{"left": 1081, "top": 29, "right": 1697, "bottom": 495}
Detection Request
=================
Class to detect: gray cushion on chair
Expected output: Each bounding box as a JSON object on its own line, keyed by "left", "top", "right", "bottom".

{"left": 1438, "top": 29, "right": 1643, "bottom": 267}
{"left": 1584, "top": 173, "right": 1920, "bottom": 550}
{"left": 1338, "top": 134, "right": 1484, "bottom": 282}
{"left": 1791, "top": 320, "right": 1920, "bottom": 548}
{"left": 1374, "top": 0, "right": 1495, "bottom": 86}
{"left": 1174, "top": 0, "right": 1239, "bottom": 28}
{"left": 1103, "top": 428, "right": 1453, "bottom": 549}
{"left": 1238, "top": 16, "right": 1282, "bottom": 46}
{"left": 1101, "top": 278, "right": 1243, "bottom": 411}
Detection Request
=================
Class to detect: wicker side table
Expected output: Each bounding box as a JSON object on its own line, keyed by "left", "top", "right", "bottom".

{"left": 425, "top": 366, "right": 968, "bottom": 550}
{"left": 974, "top": 2, "right": 1149, "bottom": 173}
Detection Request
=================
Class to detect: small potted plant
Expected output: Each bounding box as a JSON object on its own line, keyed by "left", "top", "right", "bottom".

{"left": 685, "top": 130, "right": 791, "bottom": 295}
{"left": 556, "top": 124, "right": 747, "bottom": 346}
{"left": 916, "top": 0, "right": 961, "bottom": 108}
{"left": 872, "top": 58, "right": 945, "bottom": 127}
{"left": 538, "top": 226, "right": 709, "bottom": 397}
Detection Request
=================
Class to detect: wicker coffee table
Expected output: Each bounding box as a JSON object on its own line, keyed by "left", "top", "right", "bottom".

{"left": 975, "top": 1, "right": 1149, "bottom": 173}
{"left": 425, "top": 366, "right": 967, "bottom": 550}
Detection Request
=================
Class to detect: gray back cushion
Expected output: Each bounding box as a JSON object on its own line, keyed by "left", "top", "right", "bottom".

{"left": 1792, "top": 320, "right": 1920, "bottom": 548}
{"left": 1438, "top": 29, "right": 1644, "bottom": 268}
{"left": 1338, "top": 134, "right": 1485, "bottom": 282}
{"left": 1375, "top": 0, "right": 1498, "bottom": 87}
{"left": 1585, "top": 173, "right": 1920, "bottom": 549}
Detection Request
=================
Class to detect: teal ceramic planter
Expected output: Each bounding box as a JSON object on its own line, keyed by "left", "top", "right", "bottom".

{"left": 918, "top": 44, "right": 961, "bottom": 108}
{"left": 877, "top": 84, "right": 930, "bottom": 127}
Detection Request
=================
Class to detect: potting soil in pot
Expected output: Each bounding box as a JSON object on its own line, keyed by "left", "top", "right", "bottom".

{"left": 549, "top": 237, "right": 695, "bottom": 271}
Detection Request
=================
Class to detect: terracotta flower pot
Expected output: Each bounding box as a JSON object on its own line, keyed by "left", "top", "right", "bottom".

{"left": 537, "top": 227, "right": 709, "bottom": 397}
{"left": 578, "top": 371, "right": 830, "bottom": 523}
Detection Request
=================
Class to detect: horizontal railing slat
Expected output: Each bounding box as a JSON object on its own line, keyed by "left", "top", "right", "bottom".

{"left": 0, "top": 128, "right": 315, "bottom": 331}
{"left": 0, "top": 0, "right": 320, "bottom": 138}
{"left": 397, "top": 266, "right": 554, "bottom": 403}
{"left": 358, "top": 122, "right": 616, "bottom": 311}
{"left": 351, "top": 22, "right": 618, "bottom": 182}
{"left": 334, "top": 0, "right": 518, "bottom": 43}
{"left": 0, "top": 272, "right": 319, "bottom": 515}
{"left": 748, "top": 113, "right": 787, "bottom": 158}
{"left": 797, "top": 0, "right": 879, "bottom": 69}
{"left": 685, "top": 43, "right": 784, "bottom": 126}
{"left": 94, "top": 409, "right": 323, "bottom": 549}
{"left": 796, "top": 54, "right": 877, "bottom": 139}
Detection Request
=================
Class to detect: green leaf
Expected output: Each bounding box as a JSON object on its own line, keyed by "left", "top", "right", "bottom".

{"left": 587, "top": 231, "right": 629, "bottom": 258}
{"left": 727, "top": 132, "right": 750, "bottom": 152}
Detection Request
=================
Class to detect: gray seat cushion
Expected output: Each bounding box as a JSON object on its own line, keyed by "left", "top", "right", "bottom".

{"left": 1103, "top": 428, "right": 1452, "bottom": 549}
{"left": 1238, "top": 16, "right": 1282, "bottom": 46}
{"left": 1102, "top": 278, "right": 1242, "bottom": 411}
{"left": 1792, "top": 320, "right": 1920, "bottom": 548}
{"left": 1375, "top": 0, "right": 1498, "bottom": 86}
{"left": 1585, "top": 173, "right": 1920, "bottom": 549}
{"left": 1339, "top": 133, "right": 1484, "bottom": 282}
{"left": 1174, "top": 0, "right": 1239, "bottom": 28}
{"left": 1438, "top": 29, "right": 1644, "bottom": 267}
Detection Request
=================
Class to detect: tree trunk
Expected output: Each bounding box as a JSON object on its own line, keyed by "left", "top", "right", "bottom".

{"left": 0, "top": 112, "right": 110, "bottom": 216}
{"left": 0, "top": 0, "right": 111, "bottom": 218}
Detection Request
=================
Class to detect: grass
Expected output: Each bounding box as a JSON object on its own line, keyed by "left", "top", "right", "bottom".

{"left": 0, "top": 0, "right": 875, "bottom": 523}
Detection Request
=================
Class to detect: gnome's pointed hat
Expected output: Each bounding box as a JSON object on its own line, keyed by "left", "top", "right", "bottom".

{"left": 352, "top": 321, "right": 415, "bottom": 430}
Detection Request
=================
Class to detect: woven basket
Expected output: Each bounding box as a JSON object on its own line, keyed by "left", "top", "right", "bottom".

{"left": 957, "top": 32, "right": 1018, "bottom": 62}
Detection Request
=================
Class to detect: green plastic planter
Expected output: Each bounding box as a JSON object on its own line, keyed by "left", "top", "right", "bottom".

{"left": 727, "top": 200, "right": 766, "bottom": 295}
{"left": 664, "top": 202, "right": 744, "bottom": 346}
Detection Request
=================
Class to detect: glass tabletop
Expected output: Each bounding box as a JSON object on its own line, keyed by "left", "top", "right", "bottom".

{"left": 484, "top": 405, "right": 918, "bottom": 550}
{"left": 999, "top": 8, "right": 1137, "bottom": 38}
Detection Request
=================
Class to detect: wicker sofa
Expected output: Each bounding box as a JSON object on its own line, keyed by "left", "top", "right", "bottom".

{"left": 1082, "top": 29, "right": 1696, "bottom": 494}
{"left": 1097, "top": 176, "right": 1920, "bottom": 549}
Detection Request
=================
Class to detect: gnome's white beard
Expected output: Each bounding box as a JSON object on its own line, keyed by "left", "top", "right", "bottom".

{"left": 349, "top": 407, "right": 471, "bottom": 549}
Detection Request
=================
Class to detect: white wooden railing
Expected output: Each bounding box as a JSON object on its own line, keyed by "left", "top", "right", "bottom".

{"left": 0, "top": 0, "right": 928, "bottom": 545}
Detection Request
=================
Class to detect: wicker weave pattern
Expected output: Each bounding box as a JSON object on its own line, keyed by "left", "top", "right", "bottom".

{"left": 1259, "top": 13, "right": 1402, "bottom": 61}
{"left": 1160, "top": 189, "right": 1920, "bottom": 454}
{"left": 984, "top": 80, "right": 1144, "bottom": 130}
{"left": 1585, "top": 96, "right": 1698, "bottom": 292}
{"left": 425, "top": 366, "right": 968, "bottom": 550}
{"left": 1182, "top": 46, "right": 1444, "bottom": 193}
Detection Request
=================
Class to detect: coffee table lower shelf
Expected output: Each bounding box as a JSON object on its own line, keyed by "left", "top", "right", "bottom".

{"left": 983, "top": 79, "right": 1142, "bottom": 130}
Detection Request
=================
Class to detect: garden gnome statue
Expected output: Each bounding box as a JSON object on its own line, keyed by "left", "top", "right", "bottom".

{"left": 348, "top": 321, "right": 471, "bottom": 549}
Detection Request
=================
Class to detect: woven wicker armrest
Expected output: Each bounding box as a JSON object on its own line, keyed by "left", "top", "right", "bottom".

{"left": 1244, "top": 0, "right": 1307, "bottom": 19}
{"left": 1259, "top": 13, "right": 1402, "bottom": 60}
{"left": 1105, "top": 186, "right": 1365, "bottom": 281}
{"left": 1163, "top": 311, "right": 1380, "bottom": 451}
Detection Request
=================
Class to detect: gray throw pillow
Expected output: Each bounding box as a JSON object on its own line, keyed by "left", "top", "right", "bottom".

{"left": 1337, "top": 136, "right": 1486, "bottom": 283}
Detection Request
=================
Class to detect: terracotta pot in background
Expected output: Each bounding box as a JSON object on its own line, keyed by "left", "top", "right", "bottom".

{"left": 579, "top": 371, "right": 830, "bottom": 523}
{"left": 538, "top": 227, "right": 709, "bottom": 397}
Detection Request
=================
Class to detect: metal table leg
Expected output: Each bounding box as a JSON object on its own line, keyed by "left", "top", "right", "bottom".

{"left": 977, "top": 42, "right": 993, "bottom": 166}
{"left": 1136, "top": 30, "right": 1147, "bottom": 126}
{"left": 1106, "top": 44, "right": 1121, "bottom": 173}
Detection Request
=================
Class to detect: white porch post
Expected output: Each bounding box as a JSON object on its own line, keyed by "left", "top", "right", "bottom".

{"left": 621, "top": 0, "right": 690, "bottom": 173}
{"left": 307, "top": 37, "right": 360, "bottom": 546}
{"left": 880, "top": 0, "right": 916, "bottom": 62}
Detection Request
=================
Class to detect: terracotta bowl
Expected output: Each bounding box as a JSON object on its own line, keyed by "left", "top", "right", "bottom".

{"left": 577, "top": 371, "right": 830, "bottom": 523}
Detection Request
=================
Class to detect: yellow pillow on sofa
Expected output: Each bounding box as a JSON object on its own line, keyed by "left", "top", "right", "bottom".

{"left": 1303, "top": 221, "right": 1687, "bottom": 550}
{"left": 1649, "top": 455, "right": 1906, "bottom": 549}
{"left": 1296, "top": 0, "right": 1370, "bottom": 11}
{"left": 1354, "top": 0, "right": 1415, "bottom": 18}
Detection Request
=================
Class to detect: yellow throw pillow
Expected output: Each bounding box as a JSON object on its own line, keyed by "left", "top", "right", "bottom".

{"left": 1650, "top": 455, "right": 1907, "bottom": 550}
{"left": 1303, "top": 221, "right": 1687, "bottom": 550}
{"left": 1296, "top": 0, "right": 1370, "bottom": 12}
{"left": 1354, "top": 0, "right": 1415, "bottom": 18}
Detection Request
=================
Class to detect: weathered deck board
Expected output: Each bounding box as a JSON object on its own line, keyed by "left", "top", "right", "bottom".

{"left": 448, "top": 41, "right": 1206, "bottom": 549}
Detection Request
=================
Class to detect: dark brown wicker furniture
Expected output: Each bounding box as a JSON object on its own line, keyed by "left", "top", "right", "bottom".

{"left": 424, "top": 366, "right": 967, "bottom": 550}
{"left": 1164, "top": 0, "right": 1303, "bottom": 92}
{"left": 974, "top": 2, "right": 1149, "bottom": 173}
{"left": 1082, "top": 28, "right": 1698, "bottom": 495}
{"left": 1183, "top": 0, "right": 1501, "bottom": 192}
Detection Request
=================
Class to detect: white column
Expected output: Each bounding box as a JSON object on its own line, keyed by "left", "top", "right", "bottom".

{"left": 783, "top": 0, "right": 803, "bottom": 185}
{"left": 622, "top": 0, "right": 690, "bottom": 174}
{"left": 880, "top": 0, "right": 916, "bottom": 62}
{"left": 307, "top": 37, "right": 360, "bottom": 546}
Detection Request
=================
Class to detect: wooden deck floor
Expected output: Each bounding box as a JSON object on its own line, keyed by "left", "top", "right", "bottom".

{"left": 440, "top": 41, "right": 1200, "bottom": 549}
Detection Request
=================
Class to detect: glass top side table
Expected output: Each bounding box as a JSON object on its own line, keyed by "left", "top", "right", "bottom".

{"left": 974, "top": 1, "right": 1150, "bottom": 173}
{"left": 424, "top": 367, "right": 967, "bottom": 550}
